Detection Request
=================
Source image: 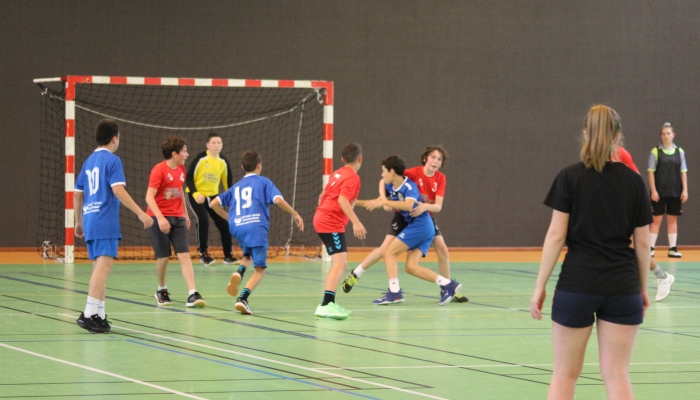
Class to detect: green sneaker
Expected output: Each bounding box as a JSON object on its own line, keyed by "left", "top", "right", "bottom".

{"left": 315, "top": 302, "right": 351, "bottom": 320}
{"left": 341, "top": 272, "right": 359, "bottom": 293}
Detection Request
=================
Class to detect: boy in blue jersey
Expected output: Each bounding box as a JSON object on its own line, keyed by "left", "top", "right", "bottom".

{"left": 74, "top": 119, "right": 153, "bottom": 333}
{"left": 364, "top": 156, "right": 461, "bottom": 304}
{"left": 211, "top": 150, "right": 304, "bottom": 315}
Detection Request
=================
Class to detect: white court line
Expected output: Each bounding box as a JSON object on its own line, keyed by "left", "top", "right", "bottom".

{"left": 0, "top": 342, "right": 207, "bottom": 400}
{"left": 314, "top": 361, "right": 700, "bottom": 370}
{"left": 55, "top": 315, "right": 449, "bottom": 400}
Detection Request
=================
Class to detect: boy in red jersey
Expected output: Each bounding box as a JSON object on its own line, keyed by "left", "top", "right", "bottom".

{"left": 341, "top": 145, "right": 467, "bottom": 305}
{"left": 313, "top": 143, "right": 367, "bottom": 320}
{"left": 146, "top": 136, "right": 206, "bottom": 308}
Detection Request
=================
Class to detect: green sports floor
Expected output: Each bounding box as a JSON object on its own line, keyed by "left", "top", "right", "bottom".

{"left": 0, "top": 256, "right": 698, "bottom": 399}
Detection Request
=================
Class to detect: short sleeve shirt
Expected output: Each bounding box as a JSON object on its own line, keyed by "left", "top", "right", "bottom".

{"left": 544, "top": 162, "right": 652, "bottom": 295}
{"left": 404, "top": 166, "right": 446, "bottom": 209}
{"left": 217, "top": 174, "right": 282, "bottom": 247}
{"left": 615, "top": 147, "right": 639, "bottom": 173}
{"left": 146, "top": 161, "right": 186, "bottom": 217}
{"left": 313, "top": 166, "right": 361, "bottom": 233}
{"left": 74, "top": 149, "right": 126, "bottom": 240}
{"left": 385, "top": 177, "right": 430, "bottom": 224}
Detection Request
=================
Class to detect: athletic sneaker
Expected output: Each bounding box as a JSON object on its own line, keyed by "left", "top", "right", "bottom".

{"left": 186, "top": 292, "right": 206, "bottom": 308}
{"left": 235, "top": 297, "right": 252, "bottom": 315}
{"left": 226, "top": 272, "right": 242, "bottom": 297}
{"left": 373, "top": 289, "right": 405, "bottom": 305}
{"left": 341, "top": 272, "right": 359, "bottom": 293}
{"left": 100, "top": 315, "right": 112, "bottom": 333}
{"left": 76, "top": 312, "right": 109, "bottom": 334}
{"left": 200, "top": 252, "right": 215, "bottom": 266}
{"left": 155, "top": 289, "right": 172, "bottom": 306}
{"left": 438, "top": 279, "right": 462, "bottom": 306}
{"left": 656, "top": 273, "right": 675, "bottom": 301}
{"left": 651, "top": 247, "right": 655, "bottom": 257}
{"left": 314, "top": 302, "right": 351, "bottom": 320}
{"left": 452, "top": 293, "right": 469, "bottom": 303}
{"left": 668, "top": 247, "right": 682, "bottom": 258}
{"left": 223, "top": 256, "right": 239, "bottom": 265}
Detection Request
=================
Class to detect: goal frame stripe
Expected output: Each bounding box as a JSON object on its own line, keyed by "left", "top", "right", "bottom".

{"left": 53, "top": 75, "right": 333, "bottom": 263}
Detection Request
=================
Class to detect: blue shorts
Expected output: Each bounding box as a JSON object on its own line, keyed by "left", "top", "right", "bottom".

{"left": 241, "top": 245, "right": 269, "bottom": 268}
{"left": 552, "top": 289, "right": 644, "bottom": 328}
{"left": 396, "top": 218, "right": 435, "bottom": 256}
{"left": 86, "top": 239, "right": 119, "bottom": 260}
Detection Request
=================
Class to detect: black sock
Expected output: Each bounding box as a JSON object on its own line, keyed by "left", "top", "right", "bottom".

{"left": 322, "top": 291, "right": 335, "bottom": 306}
{"left": 240, "top": 288, "right": 251, "bottom": 301}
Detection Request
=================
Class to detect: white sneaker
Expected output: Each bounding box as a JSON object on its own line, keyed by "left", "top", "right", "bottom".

{"left": 655, "top": 273, "right": 675, "bottom": 301}
{"left": 650, "top": 247, "right": 655, "bottom": 257}
{"left": 668, "top": 247, "right": 682, "bottom": 258}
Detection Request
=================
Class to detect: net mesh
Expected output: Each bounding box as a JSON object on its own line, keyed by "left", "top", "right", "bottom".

{"left": 37, "top": 80, "right": 326, "bottom": 260}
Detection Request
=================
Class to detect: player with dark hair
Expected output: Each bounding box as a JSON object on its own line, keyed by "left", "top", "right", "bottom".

{"left": 342, "top": 145, "right": 467, "bottom": 304}
{"left": 146, "top": 135, "right": 206, "bottom": 308}
{"left": 74, "top": 119, "right": 153, "bottom": 333}
{"left": 313, "top": 142, "right": 367, "bottom": 320}
{"left": 211, "top": 150, "right": 303, "bottom": 315}
{"left": 362, "top": 155, "right": 461, "bottom": 304}
{"left": 186, "top": 132, "right": 237, "bottom": 266}
{"left": 648, "top": 122, "right": 689, "bottom": 258}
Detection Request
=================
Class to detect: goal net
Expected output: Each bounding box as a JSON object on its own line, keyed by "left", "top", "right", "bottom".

{"left": 36, "top": 76, "right": 334, "bottom": 263}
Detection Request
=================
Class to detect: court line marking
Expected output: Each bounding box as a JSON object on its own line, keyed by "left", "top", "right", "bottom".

{"left": 0, "top": 342, "right": 207, "bottom": 399}
{"left": 55, "top": 315, "right": 449, "bottom": 400}
{"left": 313, "top": 361, "right": 700, "bottom": 370}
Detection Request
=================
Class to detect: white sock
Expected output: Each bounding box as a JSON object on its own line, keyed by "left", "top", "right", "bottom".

{"left": 158, "top": 285, "right": 167, "bottom": 291}
{"left": 389, "top": 279, "right": 400, "bottom": 293}
{"left": 97, "top": 301, "right": 106, "bottom": 319}
{"left": 84, "top": 296, "right": 100, "bottom": 318}
{"left": 189, "top": 289, "right": 197, "bottom": 295}
{"left": 652, "top": 265, "right": 667, "bottom": 279}
{"left": 435, "top": 275, "right": 451, "bottom": 286}
{"left": 668, "top": 234, "right": 678, "bottom": 248}
{"left": 650, "top": 233, "right": 658, "bottom": 248}
{"left": 353, "top": 265, "right": 365, "bottom": 278}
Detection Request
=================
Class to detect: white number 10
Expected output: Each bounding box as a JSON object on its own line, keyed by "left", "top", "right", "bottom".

{"left": 234, "top": 186, "right": 253, "bottom": 215}
{"left": 86, "top": 167, "right": 100, "bottom": 196}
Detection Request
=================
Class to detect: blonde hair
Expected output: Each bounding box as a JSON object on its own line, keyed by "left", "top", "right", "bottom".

{"left": 580, "top": 105, "right": 621, "bottom": 172}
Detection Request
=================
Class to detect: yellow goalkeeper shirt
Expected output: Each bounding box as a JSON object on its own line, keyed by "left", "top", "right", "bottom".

{"left": 185, "top": 150, "right": 233, "bottom": 197}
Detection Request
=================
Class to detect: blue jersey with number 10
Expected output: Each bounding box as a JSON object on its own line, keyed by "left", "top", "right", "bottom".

{"left": 217, "top": 174, "right": 283, "bottom": 247}
{"left": 74, "top": 148, "right": 126, "bottom": 240}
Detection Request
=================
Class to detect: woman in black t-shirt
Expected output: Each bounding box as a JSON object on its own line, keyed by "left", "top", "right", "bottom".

{"left": 530, "top": 105, "right": 652, "bottom": 400}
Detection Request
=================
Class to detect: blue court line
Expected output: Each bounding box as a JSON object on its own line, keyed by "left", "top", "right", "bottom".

{"left": 125, "top": 339, "right": 382, "bottom": 400}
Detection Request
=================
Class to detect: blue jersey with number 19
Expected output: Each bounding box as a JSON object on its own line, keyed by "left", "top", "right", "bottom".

{"left": 217, "top": 174, "right": 283, "bottom": 247}
{"left": 74, "top": 148, "right": 127, "bottom": 240}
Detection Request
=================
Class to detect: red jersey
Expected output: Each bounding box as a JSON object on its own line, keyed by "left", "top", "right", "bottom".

{"left": 615, "top": 147, "right": 639, "bottom": 173}
{"left": 146, "top": 161, "right": 186, "bottom": 217}
{"left": 404, "top": 166, "right": 446, "bottom": 205}
{"left": 313, "top": 166, "right": 361, "bottom": 233}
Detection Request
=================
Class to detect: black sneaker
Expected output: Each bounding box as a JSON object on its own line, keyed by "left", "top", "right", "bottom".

{"left": 186, "top": 292, "right": 206, "bottom": 308}
{"left": 452, "top": 293, "right": 469, "bottom": 303}
{"left": 235, "top": 297, "right": 252, "bottom": 315}
{"left": 76, "top": 312, "right": 109, "bottom": 334}
{"left": 223, "top": 256, "right": 239, "bottom": 265}
{"left": 100, "top": 315, "right": 112, "bottom": 332}
{"left": 155, "top": 289, "right": 172, "bottom": 306}
{"left": 200, "top": 252, "right": 215, "bottom": 266}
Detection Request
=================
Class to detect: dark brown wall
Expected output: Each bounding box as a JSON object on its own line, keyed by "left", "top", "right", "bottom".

{"left": 2, "top": 1, "right": 699, "bottom": 248}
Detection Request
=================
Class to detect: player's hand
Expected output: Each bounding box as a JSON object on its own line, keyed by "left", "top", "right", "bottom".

{"left": 74, "top": 222, "right": 84, "bottom": 238}
{"left": 383, "top": 205, "right": 393, "bottom": 212}
{"left": 650, "top": 191, "right": 660, "bottom": 202}
{"left": 185, "top": 215, "right": 191, "bottom": 229}
{"left": 157, "top": 216, "right": 171, "bottom": 234}
{"left": 365, "top": 198, "right": 382, "bottom": 211}
{"left": 293, "top": 214, "right": 304, "bottom": 231}
{"left": 195, "top": 194, "right": 206, "bottom": 204}
{"left": 682, "top": 191, "right": 689, "bottom": 203}
{"left": 529, "top": 287, "right": 546, "bottom": 320}
{"left": 353, "top": 221, "right": 367, "bottom": 240}
{"left": 409, "top": 203, "right": 428, "bottom": 217}
{"left": 139, "top": 212, "right": 154, "bottom": 229}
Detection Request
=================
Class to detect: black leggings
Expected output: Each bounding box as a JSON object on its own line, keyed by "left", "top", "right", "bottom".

{"left": 188, "top": 193, "right": 233, "bottom": 257}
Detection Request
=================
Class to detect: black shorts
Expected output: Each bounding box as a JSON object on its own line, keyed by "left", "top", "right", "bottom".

{"left": 147, "top": 216, "right": 189, "bottom": 258}
{"left": 551, "top": 289, "right": 643, "bottom": 328}
{"left": 386, "top": 212, "right": 442, "bottom": 237}
{"left": 318, "top": 232, "right": 347, "bottom": 255}
{"left": 651, "top": 197, "right": 682, "bottom": 216}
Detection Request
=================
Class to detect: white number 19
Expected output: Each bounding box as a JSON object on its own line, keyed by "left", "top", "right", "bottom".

{"left": 234, "top": 186, "right": 253, "bottom": 216}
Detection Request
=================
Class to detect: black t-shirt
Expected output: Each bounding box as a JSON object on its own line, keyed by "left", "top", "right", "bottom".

{"left": 544, "top": 162, "right": 652, "bottom": 295}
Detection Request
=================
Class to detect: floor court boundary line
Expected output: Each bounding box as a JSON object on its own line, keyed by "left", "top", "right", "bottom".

{"left": 55, "top": 315, "right": 449, "bottom": 400}
{"left": 0, "top": 342, "right": 208, "bottom": 399}
{"left": 313, "top": 361, "right": 700, "bottom": 370}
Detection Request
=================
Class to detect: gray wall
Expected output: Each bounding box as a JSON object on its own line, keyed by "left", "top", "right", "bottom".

{"left": 2, "top": 1, "right": 699, "bottom": 248}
